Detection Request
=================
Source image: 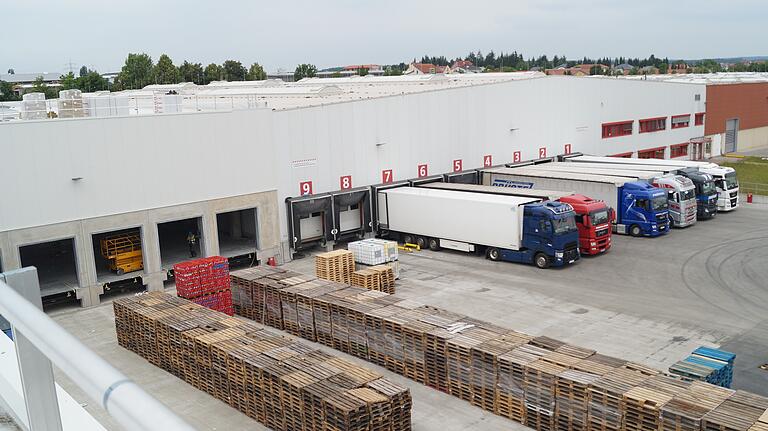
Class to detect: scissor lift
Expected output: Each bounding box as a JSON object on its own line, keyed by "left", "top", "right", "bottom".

{"left": 100, "top": 233, "right": 143, "bottom": 275}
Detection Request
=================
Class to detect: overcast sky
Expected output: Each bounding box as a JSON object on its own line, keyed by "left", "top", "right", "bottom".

{"left": 2, "top": 0, "right": 766, "bottom": 74}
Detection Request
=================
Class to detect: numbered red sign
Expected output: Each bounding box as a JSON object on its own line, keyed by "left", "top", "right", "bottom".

{"left": 417, "top": 164, "right": 428, "bottom": 178}
{"left": 382, "top": 169, "right": 393, "bottom": 184}
{"left": 453, "top": 159, "right": 463, "bottom": 172}
{"left": 513, "top": 151, "right": 521, "bottom": 163}
{"left": 483, "top": 155, "right": 493, "bottom": 167}
{"left": 299, "top": 181, "right": 313, "bottom": 196}
{"left": 339, "top": 175, "right": 352, "bottom": 190}
{"left": 564, "top": 143, "right": 572, "bottom": 155}
{"left": 539, "top": 147, "right": 547, "bottom": 158}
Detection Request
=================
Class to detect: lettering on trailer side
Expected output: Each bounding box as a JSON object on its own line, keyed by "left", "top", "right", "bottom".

{"left": 491, "top": 179, "right": 534, "bottom": 189}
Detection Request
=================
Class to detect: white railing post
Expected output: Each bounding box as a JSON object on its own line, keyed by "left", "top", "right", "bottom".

{"left": 1, "top": 267, "right": 63, "bottom": 431}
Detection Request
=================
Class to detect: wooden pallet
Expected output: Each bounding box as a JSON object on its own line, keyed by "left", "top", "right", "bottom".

{"left": 315, "top": 250, "right": 355, "bottom": 283}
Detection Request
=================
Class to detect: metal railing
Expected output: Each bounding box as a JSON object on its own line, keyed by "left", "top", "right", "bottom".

{"left": 0, "top": 267, "right": 196, "bottom": 431}
{"left": 740, "top": 181, "right": 768, "bottom": 196}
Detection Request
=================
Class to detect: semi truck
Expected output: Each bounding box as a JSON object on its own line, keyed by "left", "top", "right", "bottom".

{"left": 481, "top": 167, "right": 670, "bottom": 237}
{"left": 561, "top": 154, "right": 738, "bottom": 211}
{"left": 422, "top": 182, "right": 613, "bottom": 255}
{"left": 558, "top": 157, "right": 718, "bottom": 219}
{"left": 376, "top": 186, "right": 580, "bottom": 268}
{"left": 526, "top": 163, "right": 698, "bottom": 227}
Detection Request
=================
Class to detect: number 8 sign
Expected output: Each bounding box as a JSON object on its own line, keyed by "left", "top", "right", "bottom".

{"left": 340, "top": 175, "right": 352, "bottom": 190}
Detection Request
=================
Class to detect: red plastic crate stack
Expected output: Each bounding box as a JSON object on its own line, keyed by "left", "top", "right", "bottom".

{"left": 173, "top": 256, "right": 233, "bottom": 315}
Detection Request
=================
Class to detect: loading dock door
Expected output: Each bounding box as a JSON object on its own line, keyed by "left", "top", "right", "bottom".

{"left": 725, "top": 119, "right": 738, "bottom": 153}
{"left": 445, "top": 171, "right": 479, "bottom": 184}
{"left": 332, "top": 188, "right": 372, "bottom": 241}
{"left": 286, "top": 194, "right": 333, "bottom": 250}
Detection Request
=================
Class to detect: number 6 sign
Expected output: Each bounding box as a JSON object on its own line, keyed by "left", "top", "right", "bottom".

{"left": 299, "top": 181, "right": 313, "bottom": 196}
{"left": 417, "top": 164, "right": 428, "bottom": 178}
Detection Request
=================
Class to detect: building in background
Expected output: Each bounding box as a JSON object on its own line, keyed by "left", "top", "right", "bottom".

{"left": 0, "top": 72, "right": 62, "bottom": 96}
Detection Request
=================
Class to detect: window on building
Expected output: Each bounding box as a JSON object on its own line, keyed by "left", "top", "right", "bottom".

{"left": 610, "top": 152, "right": 633, "bottom": 158}
{"left": 637, "top": 147, "right": 666, "bottom": 159}
{"left": 671, "top": 114, "right": 690, "bottom": 129}
{"left": 695, "top": 112, "right": 705, "bottom": 126}
{"left": 602, "top": 121, "right": 633, "bottom": 138}
{"left": 695, "top": 94, "right": 701, "bottom": 101}
{"left": 670, "top": 143, "right": 689, "bottom": 158}
{"left": 639, "top": 117, "right": 667, "bottom": 133}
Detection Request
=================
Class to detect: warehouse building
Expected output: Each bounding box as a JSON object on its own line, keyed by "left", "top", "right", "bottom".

{"left": 623, "top": 72, "right": 768, "bottom": 155}
{"left": 0, "top": 73, "right": 709, "bottom": 307}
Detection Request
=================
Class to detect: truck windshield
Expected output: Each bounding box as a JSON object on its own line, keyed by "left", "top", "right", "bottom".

{"left": 652, "top": 195, "right": 668, "bottom": 211}
{"left": 553, "top": 217, "right": 577, "bottom": 235}
{"left": 701, "top": 181, "right": 716, "bottom": 195}
{"left": 680, "top": 189, "right": 695, "bottom": 201}
{"left": 725, "top": 172, "right": 738, "bottom": 189}
{"left": 590, "top": 210, "right": 609, "bottom": 225}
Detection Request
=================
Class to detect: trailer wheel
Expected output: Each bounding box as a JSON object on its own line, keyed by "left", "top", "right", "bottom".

{"left": 402, "top": 234, "right": 414, "bottom": 245}
{"left": 116, "top": 268, "right": 125, "bottom": 275}
{"left": 428, "top": 238, "right": 440, "bottom": 251}
{"left": 534, "top": 253, "right": 550, "bottom": 269}
{"left": 416, "top": 236, "right": 427, "bottom": 249}
{"left": 486, "top": 247, "right": 501, "bottom": 261}
{"left": 630, "top": 225, "right": 642, "bottom": 237}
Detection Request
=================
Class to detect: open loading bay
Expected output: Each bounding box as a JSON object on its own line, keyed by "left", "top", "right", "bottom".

{"left": 158, "top": 217, "right": 203, "bottom": 272}
{"left": 216, "top": 208, "right": 258, "bottom": 268}
{"left": 19, "top": 238, "right": 79, "bottom": 303}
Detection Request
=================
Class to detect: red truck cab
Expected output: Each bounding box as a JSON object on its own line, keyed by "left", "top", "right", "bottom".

{"left": 558, "top": 194, "right": 613, "bottom": 255}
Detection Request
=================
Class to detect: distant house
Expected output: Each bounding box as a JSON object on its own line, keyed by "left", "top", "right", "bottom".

{"left": 545, "top": 63, "right": 608, "bottom": 76}
{"left": 0, "top": 72, "right": 62, "bottom": 96}
{"left": 404, "top": 63, "right": 452, "bottom": 75}
{"left": 450, "top": 60, "right": 482, "bottom": 74}
{"left": 544, "top": 63, "right": 569, "bottom": 75}
{"left": 669, "top": 63, "right": 689, "bottom": 74}
{"left": 614, "top": 63, "right": 634, "bottom": 75}
{"left": 640, "top": 66, "right": 659, "bottom": 75}
{"left": 529, "top": 66, "right": 542, "bottom": 72}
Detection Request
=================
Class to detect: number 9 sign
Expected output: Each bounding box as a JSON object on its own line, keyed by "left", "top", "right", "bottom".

{"left": 299, "top": 181, "right": 313, "bottom": 196}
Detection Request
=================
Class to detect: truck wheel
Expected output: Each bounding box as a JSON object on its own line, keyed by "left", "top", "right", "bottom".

{"left": 630, "top": 225, "right": 642, "bottom": 237}
{"left": 534, "top": 253, "right": 550, "bottom": 269}
{"left": 416, "top": 237, "right": 427, "bottom": 249}
{"left": 486, "top": 247, "right": 501, "bottom": 261}
{"left": 402, "top": 234, "right": 414, "bottom": 245}
{"left": 428, "top": 238, "right": 440, "bottom": 251}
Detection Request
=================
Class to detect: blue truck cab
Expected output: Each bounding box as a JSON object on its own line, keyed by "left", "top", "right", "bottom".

{"left": 619, "top": 181, "right": 670, "bottom": 237}
{"left": 678, "top": 168, "right": 718, "bottom": 219}
{"left": 495, "top": 200, "right": 580, "bottom": 268}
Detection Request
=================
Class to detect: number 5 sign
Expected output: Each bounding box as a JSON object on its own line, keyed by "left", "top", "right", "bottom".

{"left": 417, "top": 164, "right": 428, "bottom": 178}
{"left": 453, "top": 159, "right": 463, "bottom": 172}
{"left": 339, "top": 175, "right": 352, "bottom": 190}
{"left": 299, "top": 181, "right": 313, "bottom": 196}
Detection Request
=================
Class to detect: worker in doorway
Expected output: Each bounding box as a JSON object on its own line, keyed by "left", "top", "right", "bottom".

{"left": 186, "top": 231, "right": 197, "bottom": 257}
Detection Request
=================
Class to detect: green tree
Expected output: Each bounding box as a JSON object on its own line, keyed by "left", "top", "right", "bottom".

{"left": 78, "top": 71, "right": 109, "bottom": 92}
{"left": 203, "top": 63, "right": 223, "bottom": 84}
{"left": 293, "top": 63, "right": 317, "bottom": 81}
{"left": 246, "top": 63, "right": 267, "bottom": 80}
{"left": 179, "top": 61, "right": 204, "bottom": 84}
{"left": 0, "top": 80, "right": 20, "bottom": 101}
{"left": 30, "top": 75, "right": 58, "bottom": 99}
{"left": 222, "top": 60, "right": 247, "bottom": 81}
{"left": 659, "top": 63, "right": 669, "bottom": 74}
{"left": 79, "top": 65, "right": 88, "bottom": 77}
{"left": 384, "top": 66, "right": 402, "bottom": 76}
{"left": 153, "top": 54, "right": 180, "bottom": 84}
{"left": 116, "top": 53, "right": 154, "bottom": 90}
{"left": 60, "top": 72, "right": 79, "bottom": 90}
{"left": 357, "top": 67, "right": 369, "bottom": 76}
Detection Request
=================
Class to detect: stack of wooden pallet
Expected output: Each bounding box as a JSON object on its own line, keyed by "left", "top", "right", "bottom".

{"left": 114, "top": 292, "right": 412, "bottom": 431}
{"left": 228, "top": 267, "right": 768, "bottom": 431}
{"left": 316, "top": 250, "right": 355, "bottom": 283}
{"left": 350, "top": 265, "right": 396, "bottom": 294}
{"left": 749, "top": 410, "right": 768, "bottom": 431}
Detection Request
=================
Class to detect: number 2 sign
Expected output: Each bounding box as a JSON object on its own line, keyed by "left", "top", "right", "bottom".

{"left": 417, "top": 164, "right": 428, "bottom": 178}
{"left": 539, "top": 147, "right": 547, "bottom": 158}
{"left": 339, "top": 175, "right": 352, "bottom": 190}
{"left": 453, "top": 159, "right": 463, "bottom": 172}
{"left": 299, "top": 181, "right": 313, "bottom": 196}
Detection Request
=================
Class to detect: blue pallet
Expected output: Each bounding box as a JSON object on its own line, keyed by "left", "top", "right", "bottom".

{"left": 685, "top": 356, "right": 727, "bottom": 371}
{"left": 693, "top": 347, "right": 736, "bottom": 364}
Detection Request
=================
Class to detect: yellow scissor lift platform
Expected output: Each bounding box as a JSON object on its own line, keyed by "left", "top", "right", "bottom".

{"left": 100, "top": 233, "right": 144, "bottom": 275}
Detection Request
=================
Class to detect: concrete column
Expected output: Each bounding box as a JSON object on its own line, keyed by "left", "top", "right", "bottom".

{"left": 200, "top": 213, "right": 219, "bottom": 257}
{"left": 75, "top": 221, "right": 101, "bottom": 307}
{"left": 142, "top": 271, "right": 166, "bottom": 293}
{"left": 141, "top": 218, "right": 165, "bottom": 292}
{"left": 0, "top": 232, "right": 21, "bottom": 271}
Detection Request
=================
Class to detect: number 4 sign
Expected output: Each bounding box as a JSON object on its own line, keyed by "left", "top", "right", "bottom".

{"left": 339, "top": 175, "right": 352, "bottom": 190}
{"left": 453, "top": 159, "right": 463, "bottom": 172}
{"left": 299, "top": 181, "right": 313, "bottom": 196}
{"left": 483, "top": 155, "right": 493, "bottom": 167}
